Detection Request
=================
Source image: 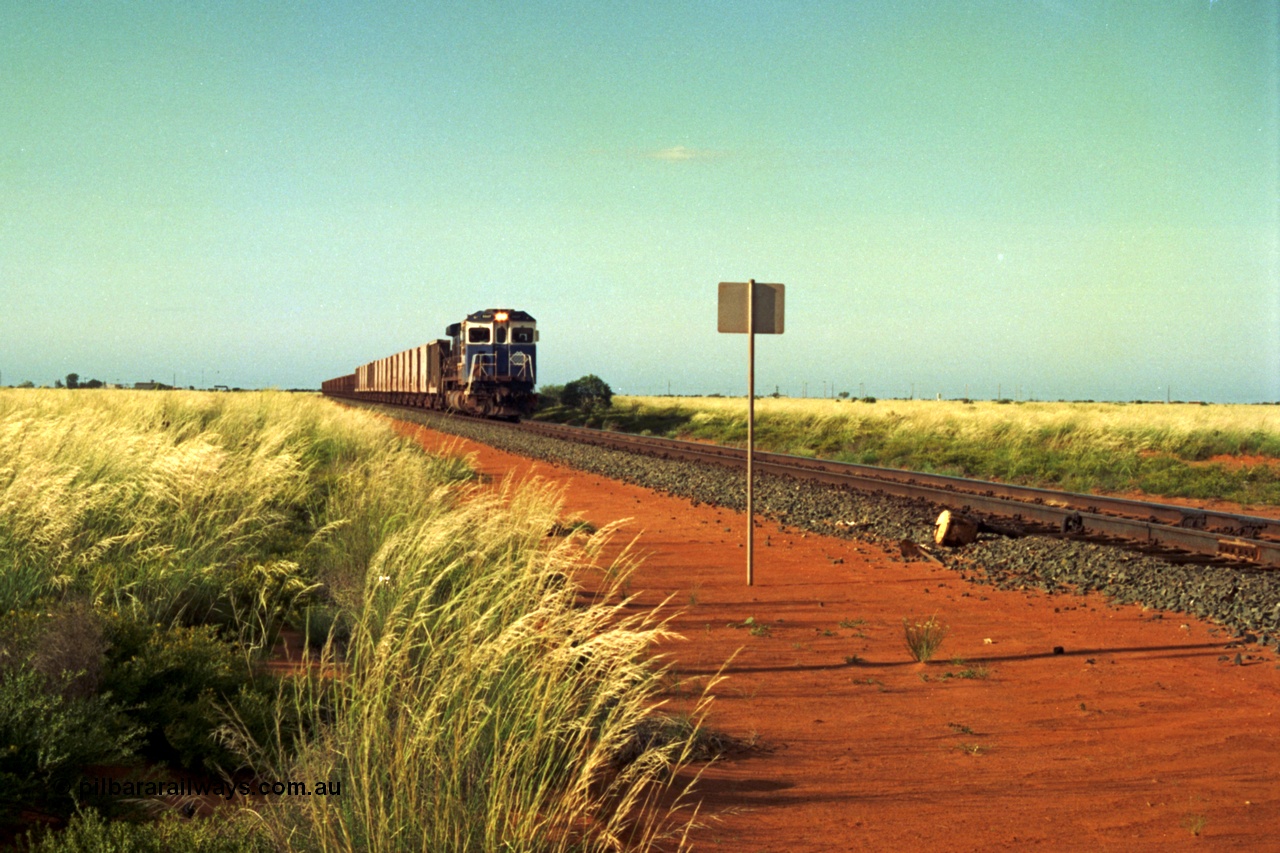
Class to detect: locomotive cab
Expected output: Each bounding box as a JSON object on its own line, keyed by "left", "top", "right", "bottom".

{"left": 445, "top": 308, "right": 538, "bottom": 417}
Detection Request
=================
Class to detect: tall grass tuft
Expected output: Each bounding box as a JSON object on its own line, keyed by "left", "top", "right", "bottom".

{"left": 241, "top": 480, "right": 708, "bottom": 852}
{"left": 903, "top": 614, "right": 948, "bottom": 663}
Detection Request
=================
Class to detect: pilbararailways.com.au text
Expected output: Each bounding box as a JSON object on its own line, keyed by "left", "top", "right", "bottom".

{"left": 81, "top": 777, "right": 342, "bottom": 800}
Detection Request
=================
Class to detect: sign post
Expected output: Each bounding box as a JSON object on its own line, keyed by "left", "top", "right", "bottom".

{"left": 717, "top": 280, "right": 785, "bottom": 585}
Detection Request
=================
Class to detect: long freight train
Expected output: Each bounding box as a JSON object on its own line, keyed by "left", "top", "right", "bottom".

{"left": 321, "top": 308, "right": 538, "bottom": 419}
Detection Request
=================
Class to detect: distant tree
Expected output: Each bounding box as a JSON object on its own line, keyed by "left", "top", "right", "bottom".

{"left": 561, "top": 375, "right": 613, "bottom": 411}
{"left": 82, "top": 379, "right": 104, "bottom": 389}
{"left": 54, "top": 379, "right": 64, "bottom": 389}
{"left": 838, "top": 390, "right": 850, "bottom": 399}
{"left": 536, "top": 384, "right": 565, "bottom": 410}
{"left": 17, "top": 380, "right": 34, "bottom": 388}
{"left": 65, "top": 373, "right": 79, "bottom": 389}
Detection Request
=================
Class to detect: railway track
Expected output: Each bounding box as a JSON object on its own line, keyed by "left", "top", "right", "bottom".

{"left": 338, "top": 399, "right": 1280, "bottom": 646}
{"left": 343, "top": 396, "right": 1280, "bottom": 570}
{"left": 507, "top": 420, "right": 1280, "bottom": 570}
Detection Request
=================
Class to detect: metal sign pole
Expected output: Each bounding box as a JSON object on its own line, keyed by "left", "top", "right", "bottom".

{"left": 747, "top": 278, "right": 755, "bottom": 586}
{"left": 717, "top": 279, "right": 783, "bottom": 587}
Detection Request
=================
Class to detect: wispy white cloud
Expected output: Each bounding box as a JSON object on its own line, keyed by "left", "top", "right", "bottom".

{"left": 647, "top": 145, "right": 722, "bottom": 162}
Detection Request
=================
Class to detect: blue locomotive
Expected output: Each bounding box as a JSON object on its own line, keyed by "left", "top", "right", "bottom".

{"left": 321, "top": 308, "right": 538, "bottom": 419}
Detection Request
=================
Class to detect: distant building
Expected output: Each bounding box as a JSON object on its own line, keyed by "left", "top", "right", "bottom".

{"left": 133, "top": 381, "right": 174, "bottom": 391}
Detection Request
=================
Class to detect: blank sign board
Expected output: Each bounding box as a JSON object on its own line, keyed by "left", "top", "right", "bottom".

{"left": 717, "top": 282, "right": 785, "bottom": 334}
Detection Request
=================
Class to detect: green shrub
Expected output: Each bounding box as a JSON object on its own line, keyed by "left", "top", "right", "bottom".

{"left": 296, "top": 603, "right": 349, "bottom": 651}
{"left": 561, "top": 375, "right": 613, "bottom": 411}
{"left": 535, "top": 383, "right": 564, "bottom": 410}
{"left": 18, "top": 807, "right": 273, "bottom": 853}
{"left": 0, "top": 667, "right": 143, "bottom": 824}
{"left": 100, "top": 620, "right": 279, "bottom": 772}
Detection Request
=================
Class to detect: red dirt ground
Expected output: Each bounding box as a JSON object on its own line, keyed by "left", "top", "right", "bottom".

{"left": 396, "top": 422, "right": 1280, "bottom": 852}
{"left": 1136, "top": 452, "right": 1280, "bottom": 474}
{"left": 1197, "top": 454, "right": 1280, "bottom": 473}
{"left": 1104, "top": 489, "right": 1280, "bottom": 521}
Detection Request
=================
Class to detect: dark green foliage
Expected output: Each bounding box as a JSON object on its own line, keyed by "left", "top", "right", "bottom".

{"left": 535, "top": 383, "right": 564, "bottom": 410}
{"left": 296, "top": 603, "right": 349, "bottom": 651}
{"left": 0, "top": 600, "right": 140, "bottom": 826}
{"left": 18, "top": 807, "right": 274, "bottom": 853}
{"left": 100, "top": 620, "right": 279, "bottom": 772}
{"left": 0, "top": 668, "right": 143, "bottom": 824}
{"left": 597, "top": 404, "right": 696, "bottom": 436}
{"left": 561, "top": 375, "right": 613, "bottom": 411}
{"left": 533, "top": 377, "right": 617, "bottom": 420}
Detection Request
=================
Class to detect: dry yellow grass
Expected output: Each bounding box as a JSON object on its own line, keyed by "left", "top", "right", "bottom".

{"left": 598, "top": 395, "right": 1280, "bottom": 503}
{"left": 1, "top": 389, "right": 710, "bottom": 850}
{"left": 618, "top": 396, "right": 1280, "bottom": 447}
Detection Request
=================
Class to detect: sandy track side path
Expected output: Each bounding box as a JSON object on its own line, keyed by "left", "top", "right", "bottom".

{"left": 397, "top": 422, "right": 1280, "bottom": 852}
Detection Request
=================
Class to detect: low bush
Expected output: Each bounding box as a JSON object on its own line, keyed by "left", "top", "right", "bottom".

{"left": 561, "top": 374, "right": 613, "bottom": 411}
{"left": 0, "top": 667, "right": 143, "bottom": 823}
{"left": 100, "top": 618, "right": 283, "bottom": 772}
{"left": 536, "top": 383, "right": 564, "bottom": 409}
{"left": 17, "top": 807, "right": 273, "bottom": 853}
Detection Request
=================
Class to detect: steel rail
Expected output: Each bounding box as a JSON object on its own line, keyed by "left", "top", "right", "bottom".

{"left": 512, "top": 420, "right": 1280, "bottom": 569}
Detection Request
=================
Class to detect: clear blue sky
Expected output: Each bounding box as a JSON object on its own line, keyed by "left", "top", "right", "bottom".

{"left": 2, "top": 1, "right": 1277, "bottom": 401}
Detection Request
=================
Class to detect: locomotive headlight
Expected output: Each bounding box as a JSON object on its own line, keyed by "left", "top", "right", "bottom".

{"left": 494, "top": 311, "right": 509, "bottom": 322}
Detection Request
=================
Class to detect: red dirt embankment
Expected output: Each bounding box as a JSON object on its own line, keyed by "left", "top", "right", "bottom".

{"left": 398, "top": 422, "right": 1280, "bottom": 852}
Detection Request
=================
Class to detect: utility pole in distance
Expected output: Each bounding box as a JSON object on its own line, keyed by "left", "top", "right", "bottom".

{"left": 718, "top": 280, "right": 785, "bottom": 586}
